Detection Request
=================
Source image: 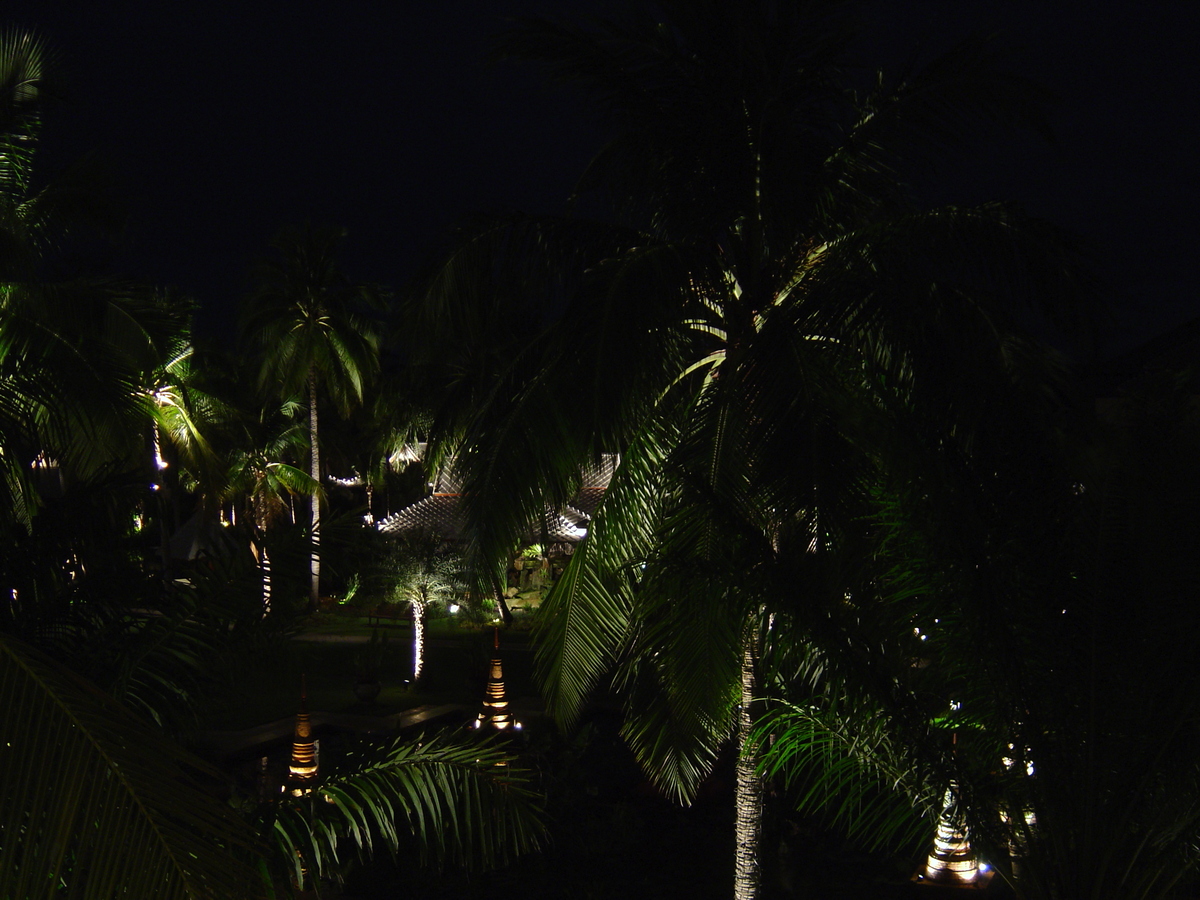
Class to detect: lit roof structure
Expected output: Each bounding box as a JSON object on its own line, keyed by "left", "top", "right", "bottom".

{"left": 375, "top": 454, "right": 617, "bottom": 551}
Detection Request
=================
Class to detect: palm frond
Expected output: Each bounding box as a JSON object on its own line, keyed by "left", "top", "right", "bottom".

{"left": 0, "top": 28, "right": 47, "bottom": 205}
{"left": 266, "top": 730, "right": 543, "bottom": 884}
{"left": 0, "top": 632, "right": 267, "bottom": 900}
{"left": 755, "top": 698, "right": 941, "bottom": 854}
{"left": 534, "top": 411, "right": 680, "bottom": 726}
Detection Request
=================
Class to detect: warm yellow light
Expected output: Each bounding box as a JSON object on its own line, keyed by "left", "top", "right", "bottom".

{"left": 922, "top": 785, "right": 978, "bottom": 884}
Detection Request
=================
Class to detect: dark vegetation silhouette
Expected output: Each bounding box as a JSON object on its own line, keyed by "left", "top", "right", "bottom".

{"left": 3, "top": 5, "right": 1199, "bottom": 899}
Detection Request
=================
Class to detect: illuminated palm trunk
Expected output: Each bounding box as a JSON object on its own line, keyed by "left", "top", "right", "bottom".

{"left": 260, "top": 545, "right": 273, "bottom": 616}
{"left": 411, "top": 597, "right": 426, "bottom": 682}
{"left": 252, "top": 493, "right": 273, "bottom": 616}
{"left": 308, "top": 369, "right": 321, "bottom": 612}
{"left": 734, "top": 636, "right": 763, "bottom": 900}
{"left": 151, "top": 422, "right": 172, "bottom": 581}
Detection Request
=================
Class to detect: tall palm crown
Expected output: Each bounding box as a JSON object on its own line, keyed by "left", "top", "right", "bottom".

{"left": 241, "top": 224, "right": 381, "bottom": 609}
{"left": 432, "top": 0, "right": 1080, "bottom": 564}
{"left": 429, "top": 1, "right": 1082, "bottom": 646}
{"left": 243, "top": 226, "right": 380, "bottom": 413}
{"left": 418, "top": 3, "right": 1086, "bottom": 897}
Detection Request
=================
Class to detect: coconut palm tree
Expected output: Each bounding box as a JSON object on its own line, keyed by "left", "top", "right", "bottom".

{"left": 376, "top": 530, "right": 465, "bottom": 683}
{"left": 241, "top": 224, "right": 382, "bottom": 612}
{"left": 415, "top": 3, "right": 1087, "bottom": 896}
{"left": 219, "top": 397, "right": 317, "bottom": 616}
{"left": 264, "top": 728, "right": 542, "bottom": 892}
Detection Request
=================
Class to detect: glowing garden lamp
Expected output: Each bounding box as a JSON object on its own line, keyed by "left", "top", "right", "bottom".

{"left": 474, "top": 627, "right": 520, "bottom": 732}
{"left": 921, "top": 784, "right": 979, "bottom": 885}
{"left": 287, "top": 676, "right": 319, "bottom": 795}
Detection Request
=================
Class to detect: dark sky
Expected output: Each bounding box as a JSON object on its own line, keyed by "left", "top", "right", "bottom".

{"left": 17, "top": 1, "right": 1200, "bottom": 356}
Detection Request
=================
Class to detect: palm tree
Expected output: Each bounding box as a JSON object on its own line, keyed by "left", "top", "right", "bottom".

{"left": 220, "top": 397, "right": 317, "bottom": 615}
{"left": 376, "top": 530, "right": 465, "bottom": 683}
{"left": 415, "top": 3, "right": 1086, "bottom": 896}
{"left": 138, "top": 321, "right": 239, "bottom": 580}
{"left": 241, "top": 224, "right": 382, "bottom": 612}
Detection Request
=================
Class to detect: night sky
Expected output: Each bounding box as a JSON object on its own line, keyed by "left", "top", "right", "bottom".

{"left": 16, "top": 1, "right": 1200, "bottom": 355}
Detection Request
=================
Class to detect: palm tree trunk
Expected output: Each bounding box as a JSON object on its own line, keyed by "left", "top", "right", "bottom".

{"left": 412, "top": 598, "right": 426, "bottom": 682}
{"left": 489, "top": 571, "right": 514, "bottom": 626}
{"left": 308, "top": 369, "right": 320, "bottom": 612}
{"left": 261, "top": 544, "right": 272, "bottom": 616}
{"left": 734, "top": 631, "right": 763, "bottom": 900}
{"left": 250, "top": 498, "right": 273, "bottom": 616}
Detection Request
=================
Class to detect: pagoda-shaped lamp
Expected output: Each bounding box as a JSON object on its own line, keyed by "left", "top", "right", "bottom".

{"left": 921, "top": 783, "right": 979, "bottom": 885}
{"left": 473, "top": 627, "right": 521, "bottom": 732}
{"left": 915, "top": 731, "right": 991, "bottom": 889}
{"left": 287, "top": 675, "right": 319, "bottom": 795}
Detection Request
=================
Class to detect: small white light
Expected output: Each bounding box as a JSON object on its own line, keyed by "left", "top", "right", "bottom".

{"left": 449, "top": 604, "right": 460, "bottom": 614}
